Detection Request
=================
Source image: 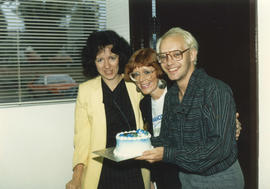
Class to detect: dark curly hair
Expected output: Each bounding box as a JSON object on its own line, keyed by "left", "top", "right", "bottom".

{"left": 81, "top": 30, "right": 133, "bottom": 79}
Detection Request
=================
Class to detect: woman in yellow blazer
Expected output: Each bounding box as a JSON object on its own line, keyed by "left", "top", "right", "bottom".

{"left": 66, "top": 30, "right": 150, "bottom": 189}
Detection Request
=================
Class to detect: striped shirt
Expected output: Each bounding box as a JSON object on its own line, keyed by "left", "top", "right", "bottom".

{"left": 151, "top": 68, "right": 238, "bottom": 176}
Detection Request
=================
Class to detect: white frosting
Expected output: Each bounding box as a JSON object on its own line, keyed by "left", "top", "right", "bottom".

{"left": 113, "top": 129, "right": 152, "bottom": 158}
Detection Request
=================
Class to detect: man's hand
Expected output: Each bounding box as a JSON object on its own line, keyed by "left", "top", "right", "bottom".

{"left": 136, "top": 147, "right": 164, "bottom": 163}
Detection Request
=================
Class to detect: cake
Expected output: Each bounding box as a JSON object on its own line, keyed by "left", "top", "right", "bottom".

{"left": 113, "top": 129, "right": 152, "bottom": 158}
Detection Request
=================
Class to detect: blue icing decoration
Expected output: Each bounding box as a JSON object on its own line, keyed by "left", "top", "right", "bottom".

{"left": 119, "top": 129, "right": 149, "bottom": 138}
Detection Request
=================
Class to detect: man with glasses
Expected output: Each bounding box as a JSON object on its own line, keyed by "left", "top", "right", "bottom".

{"left": 137, "top": 27, "right": 244, "bottom": 188}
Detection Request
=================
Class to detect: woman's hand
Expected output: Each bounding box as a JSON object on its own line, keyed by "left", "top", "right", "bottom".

{"left": 66, "top": 164, "right": 84, "bottom": 189}
{"left": 66, "top": 179, "right": 81, "bottom": 189}
{"left": 235, "top": 112, "right": 242, "bottom": 140}
{"left": 136, "top": 147, "right": 164, "bottom": 163}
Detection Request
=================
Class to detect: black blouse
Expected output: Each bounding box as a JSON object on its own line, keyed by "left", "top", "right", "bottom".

{"left": 98, "top": 79, "right": 145, "bottom": 189}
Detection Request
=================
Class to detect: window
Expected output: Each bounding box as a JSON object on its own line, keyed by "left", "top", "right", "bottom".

{"left": 0, "top": 0, "right": 106, "bottom": 106}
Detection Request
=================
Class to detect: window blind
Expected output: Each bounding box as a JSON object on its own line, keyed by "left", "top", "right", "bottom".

{"left": 0, "top": 0, "right": 106, "bottom": 106}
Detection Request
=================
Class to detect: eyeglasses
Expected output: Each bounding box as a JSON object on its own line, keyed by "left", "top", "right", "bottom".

{"left": 157, "top": 48, "right": 190, "bottom": 64}
{"left": 129, "top": 69, "right": 155, "bottom": 82}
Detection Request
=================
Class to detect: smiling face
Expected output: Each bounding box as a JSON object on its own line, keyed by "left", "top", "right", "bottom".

{"left": 159, "top": 34, "right": 197, "bottom": 85}
{"left": 125, "top": 48, "right": 166, "bottom": 99}
{"left": 131, "top": 66, "right": 159, "bottom": 95}
{"left": 95, "top": 45, "right": 120, "bottom": 83}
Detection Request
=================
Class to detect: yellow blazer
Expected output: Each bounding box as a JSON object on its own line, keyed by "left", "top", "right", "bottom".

{"left": 72, "top": 76, "right": 150, "bottom": 189}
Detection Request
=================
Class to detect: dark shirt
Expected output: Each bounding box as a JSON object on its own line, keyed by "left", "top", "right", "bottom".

{"left": 152, "top": 68, "right": 238, "bottom": 176}
{"left": 98, "top": 79, "right": 144, "bottom": 189}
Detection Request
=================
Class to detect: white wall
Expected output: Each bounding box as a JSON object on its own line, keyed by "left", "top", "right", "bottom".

{"left": 106, "top": 0, "right": 130, "bottom": 42}
{"left": 258, "top": 0, "right": 270, "bottom": 188}
{"left": 0, "top": 103, "right": 75, "bottom": 189}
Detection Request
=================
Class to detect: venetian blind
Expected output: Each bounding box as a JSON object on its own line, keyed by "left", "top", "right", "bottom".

{"left": 0, "top": 0, "right": 106, "bottom": 106}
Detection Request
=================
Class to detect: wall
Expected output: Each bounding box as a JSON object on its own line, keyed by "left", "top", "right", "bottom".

{"left": 258, "top": 0, "right": 270, "bottom": 188}
{"left": 0, "top": 103, "right": 75, "bottom": 189}
{"left": 106, "top": 0, "right": 130, "bottom": 42}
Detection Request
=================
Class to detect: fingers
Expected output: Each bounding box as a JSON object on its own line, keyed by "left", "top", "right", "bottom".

{"left": 136, "top": 152, "right": 154, "bottom": 160}
{"left": 235, "top": 115, "right": 242, "bottom": 141}
{"left": 235, "top": 112, "right": 242, "bottom": 141}
{"left": 236, "top": 125, "right": 241, "bottom": 138}
{"left": 236, "top": 112, "right": 241, "bottom": 128}
{"left": 135, "top": 150, "right": 158, "bottom": 163}
{"left": 136, "top": 147, "right": 164, "bottom": 163}
{"left": 135, "top": 155, "right": 145, "bottom": 160}
{"left": 66, "top": 180, "right": 81, "bottom": 189}
{"left": 236, "top": 120, "right": 242, "bottom": 129}
{"left": 236, "top": 119, "right": 242, "bottom": 130}
{"left": 236, "top": 132, "right": 240, "bottom": 141}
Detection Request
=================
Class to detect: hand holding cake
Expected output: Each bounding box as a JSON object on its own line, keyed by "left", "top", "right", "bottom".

{"left": 136, "top": 146, "right": 164, "bottom": 163}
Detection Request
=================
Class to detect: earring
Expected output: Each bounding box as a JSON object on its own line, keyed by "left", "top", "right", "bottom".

{"left": 158, "top": 79, "right": 167, "bottom": 89}
{"left": 136, "top": 85, "right": 141, "bottom": 92}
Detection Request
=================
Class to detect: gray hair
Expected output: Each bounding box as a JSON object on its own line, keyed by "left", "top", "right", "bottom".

{"left": 156, "top": 27, "right": 199, "bottom": 64}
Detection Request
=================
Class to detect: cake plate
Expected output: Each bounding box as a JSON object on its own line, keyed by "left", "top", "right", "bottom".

{"left": 93, "top": 147, "right": 140, "bottom": 162}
